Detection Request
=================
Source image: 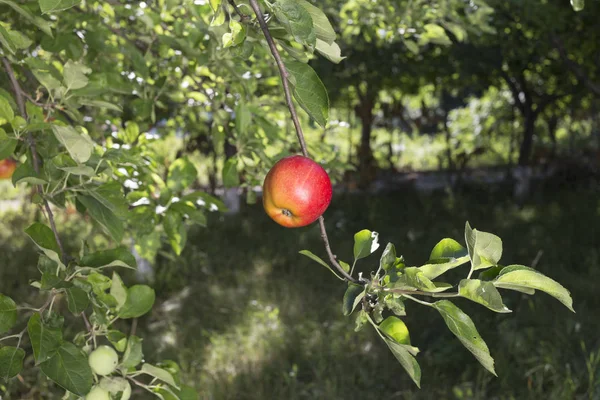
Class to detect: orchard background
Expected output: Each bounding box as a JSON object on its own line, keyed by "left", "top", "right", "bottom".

{"left": 0, "top": 0, "right": 599, "bottom": 398}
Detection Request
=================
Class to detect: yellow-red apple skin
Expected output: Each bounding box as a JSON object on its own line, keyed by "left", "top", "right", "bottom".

{"left": 0, "top": 159, "right": 17, "bottom": 180}
{"left": 263, "top": 155, "right": 332, "bottom": 228}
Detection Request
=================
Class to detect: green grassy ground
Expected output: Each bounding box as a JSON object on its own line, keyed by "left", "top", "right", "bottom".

{"left": 1, "top": 183, "right": 599, "bottom": 399}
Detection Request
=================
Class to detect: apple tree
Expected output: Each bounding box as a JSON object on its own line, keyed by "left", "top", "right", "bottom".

{"left": 0, "top": 0, "right": 576, "bottom": 398}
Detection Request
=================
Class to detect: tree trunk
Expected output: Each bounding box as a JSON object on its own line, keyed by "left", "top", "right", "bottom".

{"left": 518, "top": 109, "right": 537, "bottom": 166}
{"left": 355, "top": 97, "right": 375, "bottom": 188}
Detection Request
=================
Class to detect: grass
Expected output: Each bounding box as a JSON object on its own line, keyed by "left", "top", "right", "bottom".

{"left": 1, "top": 182, "right": 599, "bottom": 399}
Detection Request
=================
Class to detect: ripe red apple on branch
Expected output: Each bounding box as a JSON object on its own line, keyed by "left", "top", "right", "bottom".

{"left": 0, "top": 158, "right": 17, "bottom": 180}
{"left": 263, "top": 155, "right": 333, "bottom": 228}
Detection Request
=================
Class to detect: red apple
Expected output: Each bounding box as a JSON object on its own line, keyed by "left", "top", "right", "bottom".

{"left": 0, "top": 158, "right": 17, "bottom": 180}
{"left": 263, "top": 155, "right": 333, "bottom": 228}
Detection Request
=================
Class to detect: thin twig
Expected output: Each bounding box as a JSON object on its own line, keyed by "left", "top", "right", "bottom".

{"left": 248, "top": 0, "right": 309, "bottom": 157}
{"left": 82, "top": 312, "right": 97, "bottom": 348}
{"left": 318, "top": 217, "right": 359, "bottom": 283}
{"left": 228, "top": 0, "right": 248, "bottom": 20}
{"left": 2, "top": 57, "right": 67, "bottom": 262}
{"left": 248, "top": 1, "right": 359, "bottom": 284}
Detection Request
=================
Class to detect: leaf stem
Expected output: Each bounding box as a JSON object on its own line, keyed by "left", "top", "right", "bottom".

{"left": 383, "top": 287, "right": 460, "bottom": 298}
{"left": 402, "top": 294, "right": 434, "bottom": 307}
{"left": 248, "top": 0, "right": 360, "bottom": 285}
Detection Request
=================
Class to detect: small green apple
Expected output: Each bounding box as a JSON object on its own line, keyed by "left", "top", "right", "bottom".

{"left": 85, "top": 386, "right": 111, "bottom": 400}
{"left": 88, "top": 345, "right": 119, "bottom": 376}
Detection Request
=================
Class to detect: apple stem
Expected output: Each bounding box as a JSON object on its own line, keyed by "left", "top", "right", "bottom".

{"left": 2, "top": 57, "right": 67, "bottom": 263}
{"left": 248, "top": 1, "right": 362, "bottom": 285}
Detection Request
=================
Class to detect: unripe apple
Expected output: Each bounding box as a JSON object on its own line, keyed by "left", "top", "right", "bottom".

{"left": 85, "top": 386, "right": 111, "bottom": 400}
{"left": 0, "top": 158, "right": 17, "bottom": 180}
{"left": 88, "top": 345, "right": 119, "bottom": 376}
{"left": 263, "top": 155, "right": 332, "bottom": 228}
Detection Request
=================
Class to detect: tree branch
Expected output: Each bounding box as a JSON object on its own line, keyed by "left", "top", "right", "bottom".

{"left": 500, "top": 69, "right": 526, "bottom": 114}
{"left": 248, "top": 0, "right": 309, "bottom": 157}
{"left": 228, "top": 0, "right": 249, "bottom": 21}
{"left": 2, "top": 57, "right": 67, "bottom": 262}
{"left": 248, "top": 0, "right": 359, "bottom": 284}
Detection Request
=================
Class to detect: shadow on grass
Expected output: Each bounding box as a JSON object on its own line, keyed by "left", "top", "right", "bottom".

{"left": 142, "top": 185, "right": 600, "bottom": 399}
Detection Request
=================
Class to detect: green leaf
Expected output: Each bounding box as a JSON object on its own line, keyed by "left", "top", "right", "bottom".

{"left": 339, "top": 260, "right": 350, "bottom": 273}
{"left": 59, "top": 165, "right": 95, "bottom": 176}
{"left": 458, "top": 279, "right": 511, "bottom": 313}
{"left": 0, "top": 294, "right": 17, "bottom": 334}
{"left": 27, "top": 312, "right": 63, "bottom": 364}
{"left": 465, "top": 222, "right": 502, "bottom": 271}
{"left": 353, "top": 229, "right": 380, "bottom": 260}
{"left": 121, "top": 335, "right": 143, "bottom": 368}
{"left": 299, "top": 250, "right": 341, "bottom": 279}
{"left": 235, "top": 102, "right": 252, "bottom": 136}
{"left": 164, "top": 210, "right": 187, "bottom": 256}
{"left": 315, "top": 39, "right": 345, "bottom": 63}
{"left": 0, "top": 347, "right": 25, "bottom": 380}
{"left": 0, "top": 25, "right": 17, "bottom": 55}
{"left": 279, "top": 40, "right": 309, "bottom": 63}
{"left": 110, "top": 272, "right": 127, "bottom": 310}
{"left": 141, "top": 363, "right": 179, "bottom": 389}
{"left": 80, "top": 247, "right": 137, "bottom": 269}
{"left": 209, "top": 0, "right": 225, "bottom": 26}
{"left": 41, "top": 271, "right": 70, "bottom": 290}
{"left": 379, "top": 243, "right": 396, "bottom": 272}
{"left": 24, "top": 58, "right": 61, "bottom": 90}
{"left": 419, "top": 239, "right": 470, "bottom": 279}
{"left": 66, "top": 287, "right": 89, "bottom": 315}
{"left": 89, "top": 182, "right": 128, "bottom": 218}
{"left": 39, "top": 342, "right": 93, "bottom": 396}
{"left": 77, "top": 194, "right": 124, "bottom": 242}
{"left": 169, "top": 202, "right": 207, "bottom": 227}
{"left": 52, "top": 125, "right": 93, "bottom": 164}
{"left": 384, "top": 295, "right": 406, "bottom": 317}
{"left": 0, "top": 129, "right": 18, "bottom": 159}
{"left": 0, "top": 0, "right": 53, "bottom": 37}
{"left": 222, "top": 19, "right": 246, "bottom": 48}
{"left": 433, "top": 300, "right": 496, "bottom": 376}
{"left": 117, "top": 285, "right": 155, "bottom": 319}
{"left": 571, "top": 0, "right": 584, "bottom": 11}
{"left": 285, "top": 61, "right": 329, "bottom": 127}
{"left": 39, "top": 0, "right": 81, "bottom": 13}
{"left": 297, "top": 0, "right": 336, "bottom": 44}
{"left": 494, "top": 265, "right": 574, "bottom": 312}
{"left": 430, "top": 238, "right": 468, "bottom": 260}
{"left": 391, "top": 267, "right": 451, "bottom": 293}
{"left": 222, "top": 157, "right": 239, "bottom": 187}
{"left": 167, "top": 158, "right": 198, "bottom": 192}
{"left": 403, "top": 39, "right": 420, "bottom": 54}
{"left": 379, "top": 316, "right": 411, "bottom": 345}
{"left": 342, "top": 283, "right": 364, "bottom": 316}
{"left": 0, "top": 93, "right": 15, "bottom": 122}
{"left": 78, "top": 99, "right": 123, "bottom": 112}
{"left": 420, "top": 23, "right": 452, "bottom": 46}
{"left": 272, "top": 0, "right": 316, "bottom": 48}
{"left": 383, "top": 338, "right": 421, "bottom": 387}
{"left": 25, "top": 222, "right": 63, "bottom": 268}
{"left": 12, "top": 159, "right": 48, "bottom": 185}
